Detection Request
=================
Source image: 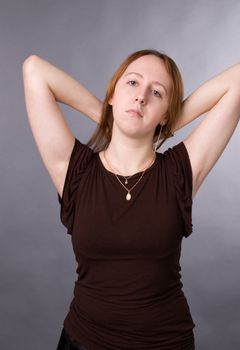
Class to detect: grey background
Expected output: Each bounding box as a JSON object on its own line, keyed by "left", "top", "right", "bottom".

{"left": 1, "top": 0, "right": 240, "bottom": 349}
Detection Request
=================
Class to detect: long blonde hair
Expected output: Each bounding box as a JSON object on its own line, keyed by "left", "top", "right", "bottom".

{"left": 86, "top": 49, "right": 184, "bottom": 152}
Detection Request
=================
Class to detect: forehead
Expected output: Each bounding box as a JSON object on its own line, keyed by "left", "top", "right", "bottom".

{"left": 123, "top": 55, "right": 172, "bottom": 87}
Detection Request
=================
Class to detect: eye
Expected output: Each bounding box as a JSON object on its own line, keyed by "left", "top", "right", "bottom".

{"left": 127, "top": 80, "right": 137, "bottom": 86}
{"left": 152, "top": 89, "right": 162, "bottom": 98}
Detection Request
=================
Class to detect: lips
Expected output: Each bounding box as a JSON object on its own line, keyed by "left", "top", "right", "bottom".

{"left": 126, "top": 109, "right": 143, "bottom": 118}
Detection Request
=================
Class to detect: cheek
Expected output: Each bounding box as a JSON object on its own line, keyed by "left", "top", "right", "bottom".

{"left": 110, "top": 90, "right": 120, "bottom": 107}
{"left": 111, "top": 91, "right": 126, "bottom": 113}
{"left": 150, "top": 104, "right": 165, "bottom": 119}
{"left": 111, "top": 97, "right": 123, "bottom": 119}
{"left": 152, "top": 100, "right": 169, "bottom": 117}
{"left": 145, "top": 105, "right": 168, "bottom": 128}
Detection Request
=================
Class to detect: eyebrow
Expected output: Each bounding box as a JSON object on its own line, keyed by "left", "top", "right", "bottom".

{"left": 124, "top": 72, "right": 168, "bottom": 95}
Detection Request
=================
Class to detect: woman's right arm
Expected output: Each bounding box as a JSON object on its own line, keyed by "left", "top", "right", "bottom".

{"left": 22, "top": 55, "right": 102, "bottom": 198}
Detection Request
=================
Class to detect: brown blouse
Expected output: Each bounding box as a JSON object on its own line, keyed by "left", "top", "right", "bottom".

{"left": 57, "top": 137, "right": 195, "bottom": 349}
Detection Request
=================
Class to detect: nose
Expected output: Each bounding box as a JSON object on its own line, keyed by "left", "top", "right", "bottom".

{"left": 135, "top": 95, "right": 145, "bottom": 105}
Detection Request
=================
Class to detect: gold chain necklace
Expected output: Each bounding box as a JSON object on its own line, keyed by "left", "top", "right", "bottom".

{"left": 103, "top": 151, "right": 156, "bottom": 200}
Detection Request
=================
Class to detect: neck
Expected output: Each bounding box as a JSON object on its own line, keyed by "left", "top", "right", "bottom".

{"left": 103, "top": 130, "right": 156, "bottom": 176}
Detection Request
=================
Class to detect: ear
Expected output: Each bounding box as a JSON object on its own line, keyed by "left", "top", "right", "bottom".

{"left": 108, "top": 97, "right": 113, "bottom": 106}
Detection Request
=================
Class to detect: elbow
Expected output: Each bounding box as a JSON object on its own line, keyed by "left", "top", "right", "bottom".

{"left": 233, "top": 63, "right": 240, "bottom": 80}
{"left": 226, "top": 63, "right": 240, "bottom": 88}
{"left": 22, "top": 55, "right": 41, "bottom": 76}
{"left": 237, "top": 63, "right": 240, "bottom": 80}
{"left": 233, "top": 63, "right": 240, "bottom": 76}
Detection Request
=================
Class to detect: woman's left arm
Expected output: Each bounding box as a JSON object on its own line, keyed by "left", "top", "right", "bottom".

{"left": 173, "top": 63, "right": 240, "bottom": 199}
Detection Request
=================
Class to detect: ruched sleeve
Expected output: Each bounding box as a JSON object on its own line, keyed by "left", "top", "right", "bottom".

{"left": 164, "top": 141, "right": 193, "bottom": 238}
{"left": 57, "top": 137, "right": 94, "bottom": 235}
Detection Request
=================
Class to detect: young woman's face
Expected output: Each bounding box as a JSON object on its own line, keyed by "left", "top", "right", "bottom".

{"left": 109, "top": 55, "right": 172, "bottom": 141}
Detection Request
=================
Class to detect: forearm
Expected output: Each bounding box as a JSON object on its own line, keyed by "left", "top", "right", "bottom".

{"left": 22, "top": 55, "right": 102, "bottom": 124}
{"left": 173, "top": 63, "right": 240, "bottom": 132}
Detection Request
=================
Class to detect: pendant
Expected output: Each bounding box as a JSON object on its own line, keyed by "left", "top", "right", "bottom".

{"left": 125, "top": 179, "right": 128, "bottom": 184}
{"left": 126, "top": 192, "right": 131, "bottom": 200}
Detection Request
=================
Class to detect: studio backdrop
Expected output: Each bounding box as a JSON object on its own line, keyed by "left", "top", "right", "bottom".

{"left": 0, "top": 1, "right": 240, "bottom": 349}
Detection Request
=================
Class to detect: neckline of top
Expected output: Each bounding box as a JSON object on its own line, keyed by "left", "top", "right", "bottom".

{"left": 97, "top": 152, "right": 160, "bottom": 179}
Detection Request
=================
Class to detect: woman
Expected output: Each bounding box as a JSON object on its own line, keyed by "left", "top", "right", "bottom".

{"left": 22, "top": 49, "right": 240, "bottom": 349}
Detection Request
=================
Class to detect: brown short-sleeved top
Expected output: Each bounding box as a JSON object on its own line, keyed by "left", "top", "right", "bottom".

{"left": 57, "top": 138, "right": 195, "bottom": 350}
